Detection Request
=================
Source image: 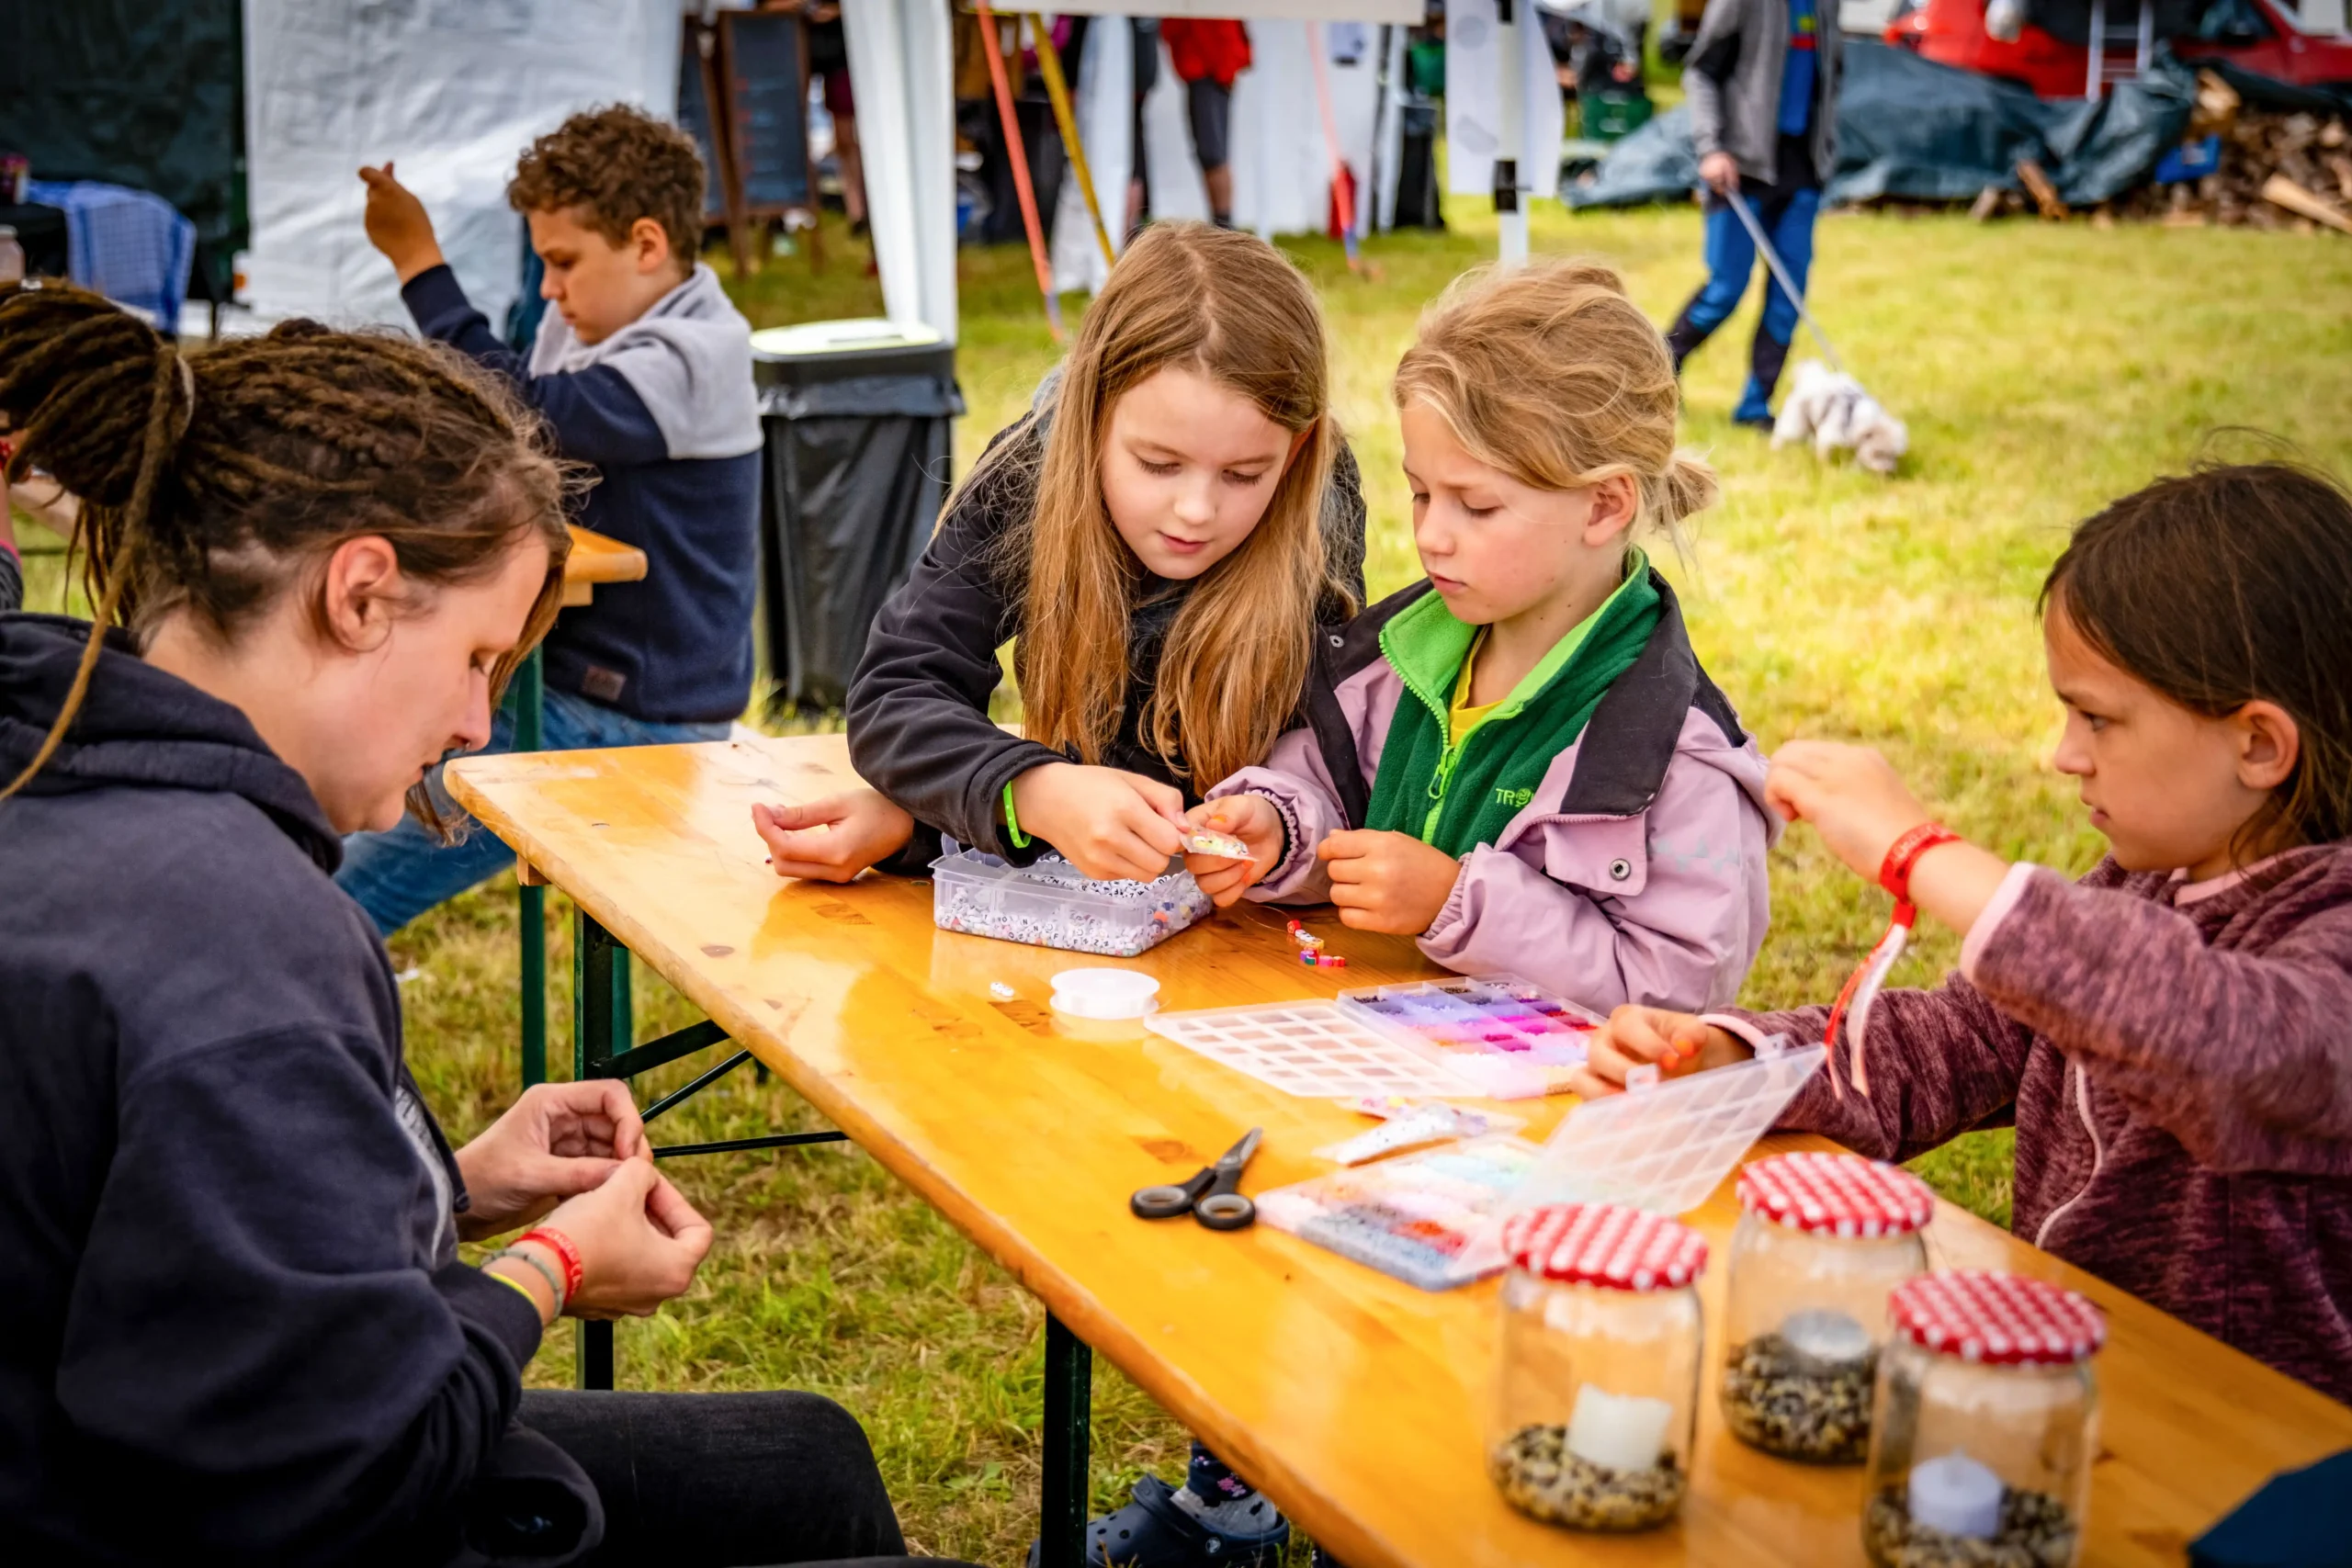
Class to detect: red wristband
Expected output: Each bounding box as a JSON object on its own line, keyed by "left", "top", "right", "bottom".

{"left": 1878, "top": 823, "right": 1962, "bottom": 906}
{"left": 516, "top": 1226, "right": 585, "bottom": 1303}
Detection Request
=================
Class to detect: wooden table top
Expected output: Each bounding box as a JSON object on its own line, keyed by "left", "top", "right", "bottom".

{"left": 446, "top": 734, "right": 2352, "bottom": 1568}
{"left": 561, "top": 524, "right": 648, "bottom": 606}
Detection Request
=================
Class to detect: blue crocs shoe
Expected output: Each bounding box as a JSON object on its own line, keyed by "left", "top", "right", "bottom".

{"left": 1025, "top": 1474, "right": 1290, "bottom": 1568}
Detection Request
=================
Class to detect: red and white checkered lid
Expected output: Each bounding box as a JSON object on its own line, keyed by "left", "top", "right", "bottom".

{"left": 1890, "top": 1270, "right": 2108, "bottom": 1365}
{"left": 1736, "top": 1152, "right": 1936, "bottom": 1238}
{"left": 1501, "top": 1202, "right": 1708, "bottom": 1292}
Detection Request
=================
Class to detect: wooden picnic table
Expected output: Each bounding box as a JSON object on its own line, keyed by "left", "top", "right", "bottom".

{"left": 446, "top": 732, "right": 2352, "bottom": 1568}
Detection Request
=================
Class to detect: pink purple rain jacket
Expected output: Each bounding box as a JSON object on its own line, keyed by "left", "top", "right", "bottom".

{"left": 1207, "top": 574, "right": 1776, "bottom": 1015}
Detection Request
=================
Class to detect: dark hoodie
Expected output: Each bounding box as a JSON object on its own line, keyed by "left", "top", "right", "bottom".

{"left": 0, "top": 615, "right": 547, "bottom": 1563}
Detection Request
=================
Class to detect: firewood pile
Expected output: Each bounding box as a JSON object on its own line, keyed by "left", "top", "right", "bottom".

{"left": 2114, "top": 72, "right": 2352, "bottom": 231}
{"left": 1952, "top": 72, "right": 2352, "bottom": 232}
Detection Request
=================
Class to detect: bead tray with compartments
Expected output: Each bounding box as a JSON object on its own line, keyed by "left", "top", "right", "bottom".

{"left": 1513, "top": 1039, "right": 1828, "bottom": 1217}
{"left": 1144, "top": 1000, "right": 1481, "bottom": 1099}
{"left": 1254, "top": 1134, "right": 1541, "bottom": 1291}
{"left": 1336, "top": 974, "right": 1604, "bottom": 1098}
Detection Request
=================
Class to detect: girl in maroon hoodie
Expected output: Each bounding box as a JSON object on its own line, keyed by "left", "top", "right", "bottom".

{"left": 1577, "top": 461, "right": 2352, "bottom": 1404}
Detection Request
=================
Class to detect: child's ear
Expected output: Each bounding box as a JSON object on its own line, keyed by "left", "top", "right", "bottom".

{"left": 2235, "top": 699, "right": 2301, "bottom": 792}
{"left": 1582, "top": 473, "right": 1640, "bottom": 547}
{"left": 630, "top": 217, "right": 673, "bottom": 276}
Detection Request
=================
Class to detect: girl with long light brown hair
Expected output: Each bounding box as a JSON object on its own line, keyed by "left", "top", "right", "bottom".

{"left": 754, "top": 220, "right": 1367, "bottom": 889}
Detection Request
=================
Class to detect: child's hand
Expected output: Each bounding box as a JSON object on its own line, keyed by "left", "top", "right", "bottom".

{"left": 1009, "top": 762, "right": 1186, "bottom": 883}
{"left": 1317, "top": 829, "right": 1461, "bottom": 934}
{"left": 752, "top": 789, "right": 914, "bottom": 882}
{"left": 1181, "top": 795, "right": 1281, "bottom": 908}
{"left": 1567, "top": 1005, "right": 1751, "bottom": 1100}
{"left": 357, "top": 163, "right": 447, "bottom": 283}
{"left": 1764, "top": 740, "right": 1936, "bottom": 884}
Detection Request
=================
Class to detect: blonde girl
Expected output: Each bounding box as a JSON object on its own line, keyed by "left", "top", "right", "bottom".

{"left": 754, "top": 220, "right": 1364, "bottom": 884}
{"left": 1192, "top": 258, "right": 1776, "bottom": 1015}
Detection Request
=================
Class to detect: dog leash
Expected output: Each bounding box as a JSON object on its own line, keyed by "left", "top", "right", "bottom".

{"left": 1724, "top": 187, "right": 1845, "bottom": 377}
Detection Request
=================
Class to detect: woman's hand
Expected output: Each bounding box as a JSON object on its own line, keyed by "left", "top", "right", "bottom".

{"left": 1700, "top": 151, "right": 1741, "bottom": 197}
{"left": 1317, "top": 829, "right": 1461, "bottom": 934}
{"left": 1008, "top": 762, "right": 1186, "bottom": 882}
{"left": 455, "top": 1080, "right": 645, "bottom": 1242}
{"left": 357, "top": 163, "right": 447, "bottom": 283}
{"left": 527, "top": 1156, "right": 714, "bottom": 1319}
{"left": 752, "top": 788, "right": 914, "bottom": 882}
{"left": 1566, "top": 1005, "right": 1751, "bottom": 1100}
{"left": 1764, "top": 741, "right": 1937, "bottom": 884}
{"left": 1181, "top": 795, "right": 1282, "bottom": 908}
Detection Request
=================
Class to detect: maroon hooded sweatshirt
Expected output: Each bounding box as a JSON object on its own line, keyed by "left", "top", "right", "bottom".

{"left": 1709, "top": 844, "right": 2352, "bottom": 1404}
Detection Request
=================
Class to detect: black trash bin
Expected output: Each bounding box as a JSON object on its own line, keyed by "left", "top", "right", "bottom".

{"left": 751, "top": 320, "right": 965, "bottom": 716}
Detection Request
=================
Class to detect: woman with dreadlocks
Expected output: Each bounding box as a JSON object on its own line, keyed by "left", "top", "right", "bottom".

{"left": 0, "top": 285, "right": 970, "bottom": 1568}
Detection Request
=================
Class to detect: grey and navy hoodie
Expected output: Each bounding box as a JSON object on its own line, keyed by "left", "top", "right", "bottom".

{"left": 0, "top": 614, "right": 573, "bottom": 1563}
{"left": 403, "top": 261, "right": 762, "bottom": 725}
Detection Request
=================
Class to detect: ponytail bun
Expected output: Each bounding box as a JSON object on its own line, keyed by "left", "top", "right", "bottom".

{"left": 1656, "top": 451, "right": 1720, "bottom": 529}
{"left": 0, "top": 284, "right": 188, "bottom": 513}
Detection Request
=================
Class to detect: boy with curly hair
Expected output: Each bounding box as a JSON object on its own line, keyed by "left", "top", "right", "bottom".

{"left": 345, "top": 104, "right": 762, "bottom": 934}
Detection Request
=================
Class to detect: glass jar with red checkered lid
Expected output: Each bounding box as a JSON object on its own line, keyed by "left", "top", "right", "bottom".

{"left": 1863, "top": 1270, "right": 2105, "bottom": 1568}
{"left": 1488, "top": 1202, "right": 1708, "bottom": 1532}
{"left": 1721, "top": 1150, "right": 1935, "bottom": 1463}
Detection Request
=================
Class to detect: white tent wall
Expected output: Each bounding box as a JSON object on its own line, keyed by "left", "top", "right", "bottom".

{"left": 1050, "top": 18, "right": 1131, "bottom": 297}
{"left": 1048, "top": 14, "right": 1398, "bottom": 271}
{"left": 240, "top": 0, "right": 680, "bottom": 330}
{"left": 841, "top": 0, "right": 959, "bottom": 341}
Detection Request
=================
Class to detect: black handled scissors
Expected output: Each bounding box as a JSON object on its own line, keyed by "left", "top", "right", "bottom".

{"left": 1130, "top": 1128, "right": 1261, "bottom": 1231}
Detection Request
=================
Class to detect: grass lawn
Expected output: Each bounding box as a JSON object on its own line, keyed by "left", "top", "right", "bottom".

{"left": 16, "top": 195, "right": 2352, "bottom": 1563}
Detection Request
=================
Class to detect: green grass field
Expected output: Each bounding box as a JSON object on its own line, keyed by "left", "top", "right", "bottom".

{"left": 16, "top": 196, "right": 2352, "bottom": 1563}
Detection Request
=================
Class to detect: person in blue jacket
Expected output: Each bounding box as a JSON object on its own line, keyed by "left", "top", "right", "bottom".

{"left": 0, "top": 283, "right": 967, "bottom": 1568}
{"left": 342, "top": 104, "right": 763, "bottom": 935}
{"left": 1663, "top": 0, "right": 1843, "bottom": 428}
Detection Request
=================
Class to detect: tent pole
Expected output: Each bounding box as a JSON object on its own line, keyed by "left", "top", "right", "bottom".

{"left": 976, "top": 3, "right": 1064, "bottom": 341}
{"left": 1028, "top": 16, "right": 1117, "bottom": 269}
{"left": 1307, "top": 24, "right": 1363, "bottom": 271}
{"left": 1496, "top": 0, "right": 1529, "bottom": 265}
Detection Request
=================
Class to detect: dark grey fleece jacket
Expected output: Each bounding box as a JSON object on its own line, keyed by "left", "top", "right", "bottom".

{"left": 0, "top": 614, "right": 549, "bottom": 1564}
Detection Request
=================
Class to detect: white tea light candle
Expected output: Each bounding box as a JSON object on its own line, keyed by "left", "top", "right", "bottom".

{"left": 1564, "top": 1384, "right": 1674, "bottom": 1473}
{"left": 1782, "top": 1306, "right": 1871, "bottom": 1367}
{"left": 1908, "top": 1450, "right": 2003, "bottom": 1539}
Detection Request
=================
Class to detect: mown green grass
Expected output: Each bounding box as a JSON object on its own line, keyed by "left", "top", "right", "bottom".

{"left": 17, "top": 197, "right": 2352, "bottom": 1562}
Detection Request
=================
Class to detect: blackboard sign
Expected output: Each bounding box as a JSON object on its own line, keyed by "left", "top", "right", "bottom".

{"left": 677, "top": 10, "right": 813, "bottom": 221}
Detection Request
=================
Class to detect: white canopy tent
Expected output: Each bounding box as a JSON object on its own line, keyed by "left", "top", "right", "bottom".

{"left": 845, "top": 0, "right": 1544, "bottom": 339}
{"left": 239, "top": 0, "right": 682, "bottom": 331}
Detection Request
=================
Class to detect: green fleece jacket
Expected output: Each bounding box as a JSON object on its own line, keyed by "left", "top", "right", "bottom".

{"left": 1363, "top": 557, "right": 1663, "bottom": 857}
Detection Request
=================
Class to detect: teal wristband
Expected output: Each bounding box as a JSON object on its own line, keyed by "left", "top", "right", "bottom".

{"left": 1002, "top": 780, "right": 1031, "bottom": 850}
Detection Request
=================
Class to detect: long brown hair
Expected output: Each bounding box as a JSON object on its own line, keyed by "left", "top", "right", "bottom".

{"left": 1393, "top": 258, "right": 1717, "bottom": 550}
{"left": 2041, "top": 458, "right": 2352, "bottom": 863}
{"left": 0, "top": 283, "right": 572, "bottom": 827}
{"left": 978, "top": 222, "right": 1347, "bottom": 787}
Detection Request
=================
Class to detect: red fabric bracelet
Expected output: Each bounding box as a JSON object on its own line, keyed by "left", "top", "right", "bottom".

{"left": 1878, "top": 823, "right": 1963, "bottom": 906}
{"left": 516, "top": 1226, "right": 585, "bottom": 1303}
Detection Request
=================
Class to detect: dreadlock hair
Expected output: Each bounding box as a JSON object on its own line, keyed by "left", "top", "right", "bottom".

{"left": 0, "top": 282, "right": 573, "bottom": 828}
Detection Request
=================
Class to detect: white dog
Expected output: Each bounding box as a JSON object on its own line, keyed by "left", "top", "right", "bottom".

{"left": 1771, "top": 359, "right": 1907, "bottom": 476}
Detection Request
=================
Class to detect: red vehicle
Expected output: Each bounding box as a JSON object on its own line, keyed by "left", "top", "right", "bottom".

{"left": 1884, "top": 0, "right": 2352, "bottom": 98}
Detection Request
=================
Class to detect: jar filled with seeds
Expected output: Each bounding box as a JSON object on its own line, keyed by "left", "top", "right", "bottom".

{"left": 1864, "top": 1271, "right": 2105, "bottom": 1568}
{"left": 1721, "top": 1151, "right": 1934, "bottom": 1463}
{"left": 1489, "top": 1203, "right": 1707, "bottom": 1533}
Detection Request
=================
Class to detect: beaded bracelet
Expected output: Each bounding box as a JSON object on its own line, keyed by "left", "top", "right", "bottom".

{"left": 486, "top": 1247, "right": 567, "bottom": 1315}
{"left": 514, "top": 1226, "right": 585, "bottom": 1303}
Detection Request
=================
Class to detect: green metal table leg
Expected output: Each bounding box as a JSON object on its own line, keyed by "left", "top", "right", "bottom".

{"left": 516, "top": 648, "right": 548, "bottom": 1089}
{"left": 1040, "top": 1313, "right": 1093, "bottom": 1568}
{"left": 573, "top": 908, "right": 627, "bottom": 1392}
